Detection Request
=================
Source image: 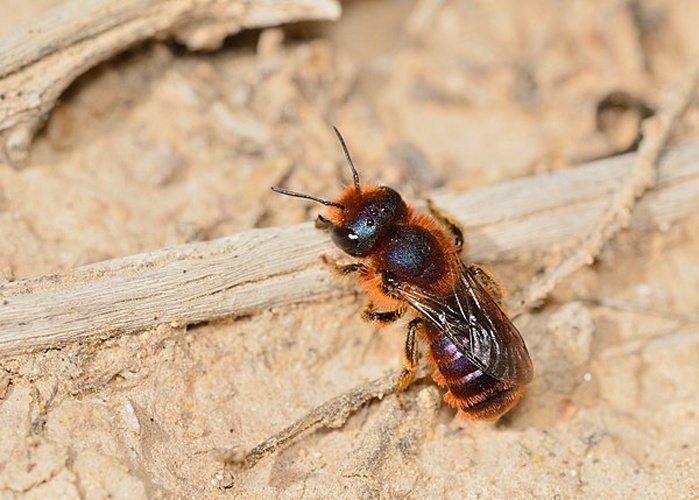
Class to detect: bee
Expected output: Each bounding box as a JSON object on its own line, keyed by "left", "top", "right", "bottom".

{"left": 272, "top": 128, "right": 533, "bottom": 421}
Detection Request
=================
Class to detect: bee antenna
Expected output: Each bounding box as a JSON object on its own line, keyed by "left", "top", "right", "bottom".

{"left": 332, "top": 126, "right": 361, "bottom": 192}
{"left": 270, "top": 186, "right": 346, "bottom": 210}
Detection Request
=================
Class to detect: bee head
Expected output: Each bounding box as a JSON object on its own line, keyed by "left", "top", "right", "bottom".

{"left": 271, "top": 127, "right": 407, "bottom": 257}
{"left": 327, "top": 186, "right": 406, "bottom": 257}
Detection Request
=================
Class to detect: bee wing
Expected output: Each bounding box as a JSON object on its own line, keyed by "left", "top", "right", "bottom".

{"left": 393, "top": 262, "right": 533, "bottom": 385}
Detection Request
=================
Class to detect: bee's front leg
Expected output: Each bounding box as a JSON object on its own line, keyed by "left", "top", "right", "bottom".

{"left": 320, "top": 255, "right": 369, "bottom": 277}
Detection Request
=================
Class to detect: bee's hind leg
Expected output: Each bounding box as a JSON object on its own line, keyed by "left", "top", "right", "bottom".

{"left": 396, "top": 318, "right": 422, "bottom": 394}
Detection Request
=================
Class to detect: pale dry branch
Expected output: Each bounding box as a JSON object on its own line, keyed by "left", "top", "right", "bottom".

{"left": 221, "top": 365, "right": 431, "bottom": 477}
{"left": 512, "top": 58, "right": 699, "bottom": 315}
{"left": 0, "top": 0, "right": 341, "bottom": 166}
{"left": 1, "top": 140, "right": 698, "bottom": 357}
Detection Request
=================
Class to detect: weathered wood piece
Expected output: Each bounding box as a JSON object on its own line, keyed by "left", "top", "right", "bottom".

{"left": 1, "top": 141, "right": 697, "bottom": 356}
{"left": 0, "top": 0, "right": 341, "bottom": 166}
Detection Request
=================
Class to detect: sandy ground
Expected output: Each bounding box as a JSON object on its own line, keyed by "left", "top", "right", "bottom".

{"left": 1, "top": 0, "right": 698, "bottom": 498}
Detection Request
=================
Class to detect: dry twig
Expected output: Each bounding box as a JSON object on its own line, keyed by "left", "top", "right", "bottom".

{"left": 221, "top": 366, "right": 430, "bottom": 476}
{"left": 0, "top": 0, "right": 341, "bottom": 166}
{"left": 512, "top": 58, "right": 699, "bottom": 315}
{"left": 2, "top": 141, "right": 698, "bottom": 356}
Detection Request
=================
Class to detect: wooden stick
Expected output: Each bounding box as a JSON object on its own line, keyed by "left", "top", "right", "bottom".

{"left": 1, "top": 140, "right": 698, "bottom": 357}
{"left": 221, "top": 366, "right": 432, "bottom": 473}
{"left": 0, "top": 0, "right": 341, "bottom": 166}
{"left": 513, "top": 57, "right": 699, "bottom": 314}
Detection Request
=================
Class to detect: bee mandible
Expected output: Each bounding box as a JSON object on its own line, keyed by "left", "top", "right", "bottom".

{"left": 272, "top": 128, "right": 533, "bottom": 421}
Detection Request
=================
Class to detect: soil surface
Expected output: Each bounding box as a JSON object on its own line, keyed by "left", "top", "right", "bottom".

{"left": 1, "top": 0, "right": 698, "bottom": 498}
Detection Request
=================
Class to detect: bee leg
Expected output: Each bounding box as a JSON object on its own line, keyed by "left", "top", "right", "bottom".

{"left": 315, "top": 214, "right": 334, "bottom": 231}
{"left": 320, "top": 255, "right": 369, "bottom": 277}
{"left": 426, "top": 199, "right": 464, "bottom": 253}
{"left": 336, "top": 263, "right": 367, "bottom": 276}
{"left": 396, "top": 317, "right": 422, "bottom": 394}
{"left": 468, "top": 263, "right": 507, "bottom": 307}
{"left": 361, "top": 305, "right": 405, "bottom": 324}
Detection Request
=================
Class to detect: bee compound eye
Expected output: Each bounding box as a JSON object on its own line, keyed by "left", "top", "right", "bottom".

{"left": 331, "top": 226, "right": 361, "bottom": 255}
